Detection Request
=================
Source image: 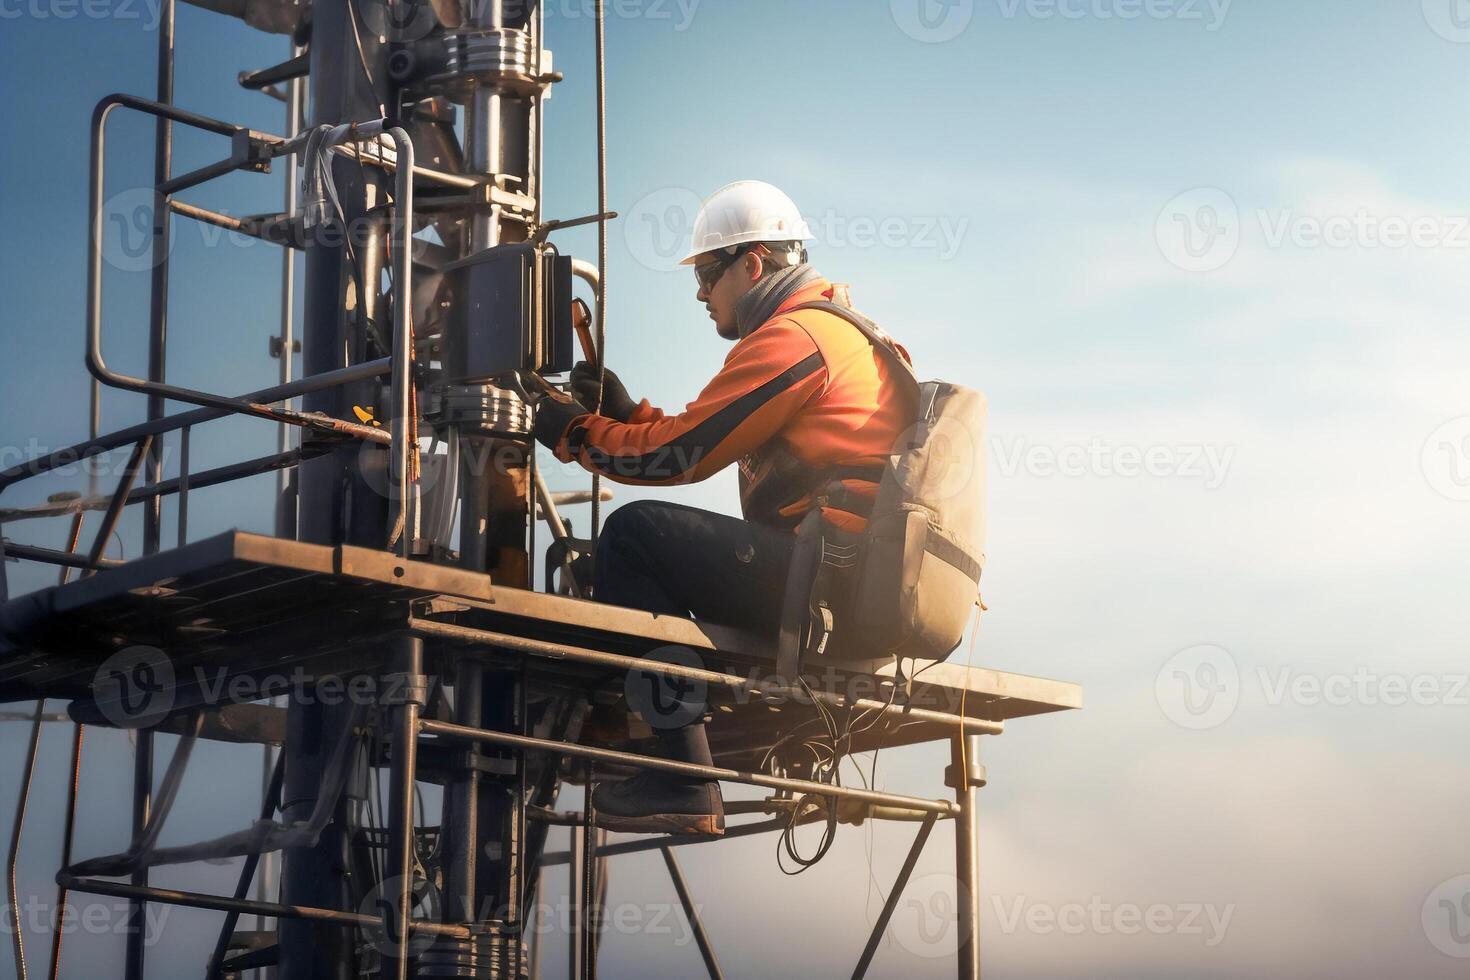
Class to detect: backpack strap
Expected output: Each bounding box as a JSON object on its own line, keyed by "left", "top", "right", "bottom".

{"left": 772, "top": 302, "right": 918, "bottom": 684}
{"left": 787, "top": 300, "right": 922, "bottom": 399}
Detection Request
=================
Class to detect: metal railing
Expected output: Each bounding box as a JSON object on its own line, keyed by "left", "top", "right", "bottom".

{"left": 0, "top": 95, "right": 420, "bottom": 583}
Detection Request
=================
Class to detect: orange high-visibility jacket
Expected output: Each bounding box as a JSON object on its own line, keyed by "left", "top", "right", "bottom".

{"left": 548, "top": 279, "right": 915, "bottom": 531}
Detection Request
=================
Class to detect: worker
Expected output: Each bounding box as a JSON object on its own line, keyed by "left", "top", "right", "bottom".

{"left": 532, "top": 180, "right": 916, "bottom": 835}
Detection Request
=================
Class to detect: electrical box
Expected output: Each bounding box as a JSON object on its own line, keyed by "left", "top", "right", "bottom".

{"left": 442, "top": 242, "right": 573, "bottom": 383}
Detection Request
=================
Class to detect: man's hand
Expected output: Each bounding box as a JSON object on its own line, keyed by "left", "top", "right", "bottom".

{"left": 569, "top": 362, "right": 637, "bottom": 423}
{"left": 531, "top": 382, "right": 589, "bottom": 454}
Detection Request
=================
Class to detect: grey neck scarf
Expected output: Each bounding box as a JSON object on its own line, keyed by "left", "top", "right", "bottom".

{"left": 734, "top": 264, "right": 824, "bottom": 340}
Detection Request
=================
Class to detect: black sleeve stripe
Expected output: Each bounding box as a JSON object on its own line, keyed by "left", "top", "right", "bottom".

{"left": 581, "top": 352, "right": 825, "bottom": 482}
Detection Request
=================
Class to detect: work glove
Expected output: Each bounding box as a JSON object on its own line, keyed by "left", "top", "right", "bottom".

{"left": 531, "top": 383, "right": 590, "bottom": 454}
{"left": 568, "top": 361, "right": 637, "bottom": 423}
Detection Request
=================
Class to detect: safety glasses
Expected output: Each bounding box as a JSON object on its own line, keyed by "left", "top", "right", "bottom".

{"left": 693, "top": 244, "right": 757, "bottom": 293}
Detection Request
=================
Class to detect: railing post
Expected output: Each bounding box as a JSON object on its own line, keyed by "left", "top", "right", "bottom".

{"left": 949, "top": 733, "right": 986, "bottom": 980}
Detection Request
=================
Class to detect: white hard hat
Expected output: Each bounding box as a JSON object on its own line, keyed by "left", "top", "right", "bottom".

{"left": 680, "top": 180, "right": 815, "bottom": 265}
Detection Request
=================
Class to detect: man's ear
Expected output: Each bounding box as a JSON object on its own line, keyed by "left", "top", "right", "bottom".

{"left": 741, "top": 251, "right": 766, "bottom": 283}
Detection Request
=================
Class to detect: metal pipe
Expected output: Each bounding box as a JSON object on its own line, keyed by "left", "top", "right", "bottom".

{"left": 206, "top": 749, "right": 286, "bottom": 980}
{"left": 56, "top": 875, "right": 471, "bottom": 938}
{"left": 406, "top": 618, "right": 1005, "bottom": 737}
{"left": 60, "top": 511, "right": 86, "bottom": 585}
{"left": 47, "top": 723, "right": 85, "bottom": 980}
{"left": 302, "top": 121, "right": 419, "bottom": 555}
{"left": 1, "top": 449, "right": 310, "bottom": 526}
{"left": 442, "top": 660, "right": 483, "bottom": 924}
{"left": 176, "top": 425, "right": 190, "bottom": 548}
{"left": 951, "top": 733, "right": 984, "bottom": 980}
{"left": 420, "top": 719, "right": 960, "bottom": 817}
{"left": 142, "top": 0, "right": 176, "bottom": 566}
{"left": 84, "top": 435, "right": 152, "bottom": 576}
{"left": 86, "top": 98, "right": 385, "bottom": 449}
{"left": 538, "top": 818, "right": 789, "bottom": 867}
{"left": 0, "top": 542, "right": 122, "bottom": 571}
{"left": 383, "top": 636, "right": 426, "bottom": 980}
{"left": 8, "top": 701, "right": 45, "bottom": 980}
{"left": 566, "top": 822, "right": 583, "bottom": 980}
{"left": 167, "top": 197, "right": 248, "bottom": 233}
{"left": 579, "top": 769, "right": 596, "bottom": 980}
{"left": 850, "top": 812, "right": 938, "bottom": 980}
{"left": 125, "top": 725, "right": 155, "bottom": 980}
{"left": 0, "top": 358, "right": 391, "bottom": 492}
{"left": 661, "top": 847, "right": 724, "bottom": 980}
{"left": 276, "top": 43, "right": 305, "bottom": 542}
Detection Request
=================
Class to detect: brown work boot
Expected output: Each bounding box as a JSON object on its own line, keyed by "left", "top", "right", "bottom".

{"left": 590, "top": 769, "right": 725, "bottom": 836}
{"left": 590, "top": 723, "right": 724, "bottom": 835}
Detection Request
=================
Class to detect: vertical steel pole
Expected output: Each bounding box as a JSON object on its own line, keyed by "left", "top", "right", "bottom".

{"left": 566, "top": 828, "right": 583, "bottom": 980}
{"left": 274, "top": 41, "right": 305, "bottom": 542}
{"left": 579, "top": 777, "right": 597, "bottom": 980}
{"left": 128, "top": 4, "right": 174, "bottom": 973}
{"left": 382, "top": 636, "right": 426, "bottom": 980}
{"left": 950, "top": 734, "right": 985, "bottom": 980}
{"left": 285, "top": 0, "right": 392, "bottom": 974}
{"left": 443, "top": 661, "right": 483, "bottom": 925}
{"left": 143, "top": 0, "right": 174, "bottom": 558}
{"left": 47, "top": 723, "right": 85, "bottom": 980}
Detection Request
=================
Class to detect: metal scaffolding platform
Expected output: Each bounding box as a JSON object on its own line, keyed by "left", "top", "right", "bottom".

{"left": 0, "top": 529, "right": 1080, "bottom": 763}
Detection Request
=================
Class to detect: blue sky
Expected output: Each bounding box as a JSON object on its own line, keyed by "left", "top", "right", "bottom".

{"left": 5, "top": 0, "right": 1470, "bottom": 976}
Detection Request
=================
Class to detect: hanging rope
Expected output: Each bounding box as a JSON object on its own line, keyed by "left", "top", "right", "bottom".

{"left": 590, "top": 0, "right": 609, "bottom": 547}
